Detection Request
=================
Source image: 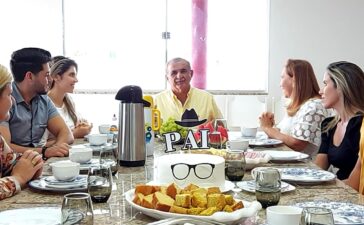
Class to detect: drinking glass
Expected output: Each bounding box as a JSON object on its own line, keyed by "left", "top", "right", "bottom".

{"left": 100, "top": 145, "right": 118, "bottom": 176}
{"left": 214, "top": 118, "right": 227, "bottom": 130}
{"left": 88, "top": 164, "right": 113, "bottom": 203}
{"left": 209, "top": 131, "right": 222, "bottom": 149}
{"left": 299, "top": 207, "right": 334, "bottom": 225}
{"left": 225, "top": 149, "right": 246, "bottom": 198}
{"left": 255, "top": 167, "right": 281, "bottom": 208}
{"left": 61, "top": 192, "right": 94, "bottom": 225}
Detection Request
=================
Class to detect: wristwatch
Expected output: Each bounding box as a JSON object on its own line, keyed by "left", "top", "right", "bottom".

{"left": 41, "top": 146, "right": 48, "bottom": 160}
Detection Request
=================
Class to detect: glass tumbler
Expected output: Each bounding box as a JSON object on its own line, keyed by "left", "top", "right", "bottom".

{"left": 88, "top": 164, "right": 113, "bottom": 203}
{"left": 61, "top": 192, "right": 94, "bottom": 225}
{"left": 299, "top": 207, "right": 334, "bottom": 225}
{"left": 100, "top": 145, "right": 118, "bottom": 175}
{"left": 225, "top": 149, "right": 246, "bottom": 198}
{"left": 255, "top": 167, "right": 281, "bottom": 208}
{"left": 209, "top": 131, "right": 222, "bottom": 149}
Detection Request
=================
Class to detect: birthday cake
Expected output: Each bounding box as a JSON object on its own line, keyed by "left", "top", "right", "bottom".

{"left": 154, "top": 153, "right": 225, "bottom": 189}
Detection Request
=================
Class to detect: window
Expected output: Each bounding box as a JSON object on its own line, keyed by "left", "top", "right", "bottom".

{"left": 0, "top": 0, "right": 63, "bottom": 64}
{"left": 0, "top": 0, "right": 269, "bottom": 92}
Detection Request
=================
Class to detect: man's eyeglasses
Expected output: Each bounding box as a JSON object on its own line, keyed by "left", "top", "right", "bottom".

{"left": 170, "top": 163, "right": 215, "bottom": 180}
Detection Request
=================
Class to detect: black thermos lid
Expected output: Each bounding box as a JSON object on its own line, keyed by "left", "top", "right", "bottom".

{"left": 115, "top": 85, "right": 150, "bottom": 107}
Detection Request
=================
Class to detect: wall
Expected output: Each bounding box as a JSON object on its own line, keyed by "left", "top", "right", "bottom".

{"left": 73, "top": 0, "right": 364, "bottom": 132}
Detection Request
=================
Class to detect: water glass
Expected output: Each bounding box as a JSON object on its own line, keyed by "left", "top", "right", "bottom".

{"left": 61, "top": 192, "right": 93, "bottom": 225}
{"left": 214, "top": 118, "right": 227, "bottom": 130}
{"left": 299, "top": 207, "right": 334, "bottom": 225}
{"left": 100, "top": 145, "right": 118, "bottom": 175}
{"left": 225, "top": 150, "right": 246, "bottom": 198}
{"left": 255, "top": 167, "right": 281, "bottom": 208}
{"left": 209, "top": 131, "right": 222, "bottom": 149}
{"left": 88, "top": 164, "right": 113, "bottom": 203}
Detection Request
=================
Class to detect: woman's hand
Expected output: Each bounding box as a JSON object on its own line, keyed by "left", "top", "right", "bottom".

{"left": 73, "top": 121, "right": 93, "bottom": 138}
{"left": 11, "top": 150, "right": 44, "bottom": 188}
{"left": 259, "top": 112, "right": 275, "bottom": 128}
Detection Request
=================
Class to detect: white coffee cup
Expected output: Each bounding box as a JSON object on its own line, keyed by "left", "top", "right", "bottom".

{"left": 227, "top": 139, "right": 249, "bottom": 150}
{"left": 241, "top": 127, "right": 258, "bottom": 137}
{"left": 266, "top": 205, "right": 302, "bottom": 225}
{"left": 69, "top": 147, "right": 93, "bottom": 164}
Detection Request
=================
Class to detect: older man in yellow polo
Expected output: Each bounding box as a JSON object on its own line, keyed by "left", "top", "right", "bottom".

{"left": 155, "top": 57, "right": 222, "bottom": 124}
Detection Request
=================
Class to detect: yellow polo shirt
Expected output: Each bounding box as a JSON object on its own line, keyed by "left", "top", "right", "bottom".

{"left": 155, "top": 87, "right": 223, "bottom": 123}
{"left": 359, "top": 119, "right": 364, "bottom": 194}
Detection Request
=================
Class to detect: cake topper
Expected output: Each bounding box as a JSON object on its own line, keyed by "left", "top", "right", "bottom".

{"left": 174, "top": 108, "right": 207, "bottom": 127}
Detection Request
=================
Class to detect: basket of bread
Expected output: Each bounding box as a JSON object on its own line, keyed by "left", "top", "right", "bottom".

{"left": 124, "top": 182, "right": 262, "bottom": 224}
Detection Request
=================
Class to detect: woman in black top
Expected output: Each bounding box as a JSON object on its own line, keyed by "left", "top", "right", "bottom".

{"left": 315, "top": 62, "right": 364, "bottom": 180}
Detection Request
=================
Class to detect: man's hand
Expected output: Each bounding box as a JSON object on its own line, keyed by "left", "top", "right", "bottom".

{"left": 44, "top": 143, "right": 70, "bottom": 158}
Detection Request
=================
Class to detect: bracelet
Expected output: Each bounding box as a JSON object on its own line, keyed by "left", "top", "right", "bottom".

{"left": 41, "top": 146, "right": 48, "bottom": 160}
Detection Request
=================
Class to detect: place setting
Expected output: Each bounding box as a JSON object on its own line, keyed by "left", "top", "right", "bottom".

{"left": 29, "top": 161, "right": 88, "bottom": 192}
{"left": 278, "top": 167, "right": 336, "bottom": 184}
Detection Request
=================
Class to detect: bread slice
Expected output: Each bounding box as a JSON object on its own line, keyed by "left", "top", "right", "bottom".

{"left": 207, "top": 187, "right": 221, "bottom": 195}
{"left": 132, "top": 193, "right": 144, "bottom": 205}
{"left": 224, "top": 194, "right": 234, "bottom": 205}
{"left": 169, "top": 205, "right": 188, "bottom": 214}
{"left": 152, "top": 191, "right": 175, "bottom": 212}
{"left": 199, "top": 206, "right": 219, "bottom": 216}
{"left": 191, "top": 192, "right": 207, "bottom": 208}
{"left": 166, "top": 183, "right": 180, "bottom": 199}
{"left": 232, "top": 200, "right": 244, "bottom": 211}
{"left": 207, "top": 193, "right": 226, "bottom": 210}
{"left": 174, "top": 194, "right": 191, "bottom": 208}
{"left": 135, "top": 184, "right": 154, "bottom": 196}
{"left": 141, "top": 194, "right": 154, "bottom": 209}
{"left": 187, "top": 207, "right": 205, "bottom": 215}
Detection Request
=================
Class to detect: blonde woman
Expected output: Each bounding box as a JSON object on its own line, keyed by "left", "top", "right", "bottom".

{"left": 259, "top": 59, "right": 330, "bottom": 156}
{"left": 316, "top": 62, "right": 364, "bottom": 180}
{"left": 0, "top": 64, "right": 43, "bottom": 200}
{"left": 47, "top": 56, "right": 92, "bottom": 139}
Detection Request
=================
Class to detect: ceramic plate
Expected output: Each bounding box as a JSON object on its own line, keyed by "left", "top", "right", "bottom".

{"left": 42, "top": 175, "right": 87, "bottom": 189}
{"left": 279, "top": 168, "right": 336, "bottom": 183}
{"left": 263, "top": 150, "right": 309, "bottom": 161}
{"left": 124, "top": 189, "right": 262, "bottom": 225}
{"left": 295, "top": 201, "right": 364, "bottom": 224}
{"left": 146, "top": 180, "right": 235, "bottom": 193}
{"left": 0, "top": 207, "right": 61, "bottom": 225}
{"left": 249, "top": 139, "right": 283, "bottom": 147}
{"left": 237, "top": 180, "right": 295, "bottom": 193}
{"left": 29, "top": 175, "right": 87, "bottom": 192}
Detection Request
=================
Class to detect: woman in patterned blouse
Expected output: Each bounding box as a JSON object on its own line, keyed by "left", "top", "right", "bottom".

{"left": 259, "top": 59, "right": 330, "bottom": 156}
{"left": 0, "top": 64, "right": 43, "bottom": 200}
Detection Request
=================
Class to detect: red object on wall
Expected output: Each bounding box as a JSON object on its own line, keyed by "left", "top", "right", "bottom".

{"left": 191, "top": 0, "right": 207, "bottom": 89}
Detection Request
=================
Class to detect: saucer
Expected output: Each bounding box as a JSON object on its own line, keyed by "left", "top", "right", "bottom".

{"left": 42, "top": 175, "right": 87, "bottom": 189}
{"left": 237, "top": 180, "right": 295, "bottom": 193}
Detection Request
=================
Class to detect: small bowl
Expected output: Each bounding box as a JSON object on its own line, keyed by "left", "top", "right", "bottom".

{"left": 241, "top": 127, "right": 258, "bottom": 138}
{"left": 50, "top": 161, "right": 80, "bottom": 181}
{"left": 99, "top": 124, "right": 111, "bottom": 134}
{"left": 88, "top": 134, "right": 108, "bottom": 146}
{"left": 266, "top": 205, "right": 302, "bottom": 225}
{"left": 227, "top": 139, "right": 249, "bottom": 150}
{"left": 69, "top": 147, "right": 93, "bottom": 164}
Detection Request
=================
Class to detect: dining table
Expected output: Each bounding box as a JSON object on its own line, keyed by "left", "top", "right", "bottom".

{"left": 1, "top": 137, "right": 363, "bottom": 225}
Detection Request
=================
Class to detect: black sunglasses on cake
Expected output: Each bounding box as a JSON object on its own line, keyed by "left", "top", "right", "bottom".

{"left": 170, "top": 163, "right": 215, "bottom": 180}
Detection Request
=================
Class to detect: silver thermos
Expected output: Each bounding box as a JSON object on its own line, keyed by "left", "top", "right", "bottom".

{"left": 115, "top": 85, "right": 150, "bottom": 167}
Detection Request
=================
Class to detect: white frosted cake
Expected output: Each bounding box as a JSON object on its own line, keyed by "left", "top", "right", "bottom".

{"left": 154, "top": 153, "right": 225, "bottom": 189}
